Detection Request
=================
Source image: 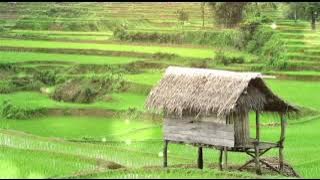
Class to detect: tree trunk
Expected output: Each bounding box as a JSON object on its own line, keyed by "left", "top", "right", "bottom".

{"left": 294, "top": 4, "right": 297, "bottom": 23}
{"left": 201, "top": 2, "right": 205, "bottom": 28}
{"left": 311, "top": 10, "right": 316, "bottom": 30}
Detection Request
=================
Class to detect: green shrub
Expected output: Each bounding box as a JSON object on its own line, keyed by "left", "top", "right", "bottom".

{"left": 237, "top": 19, "right": 262, "bottom": 49}
{"left": 230, "top": 56, "right": 245, "bottom": 64}
{"left": 0, "top": 81, "right": 16, "bottom": 94}
{"left": 261, "top": 34, "right": 288, "bottom": 70}
{"left": 0, "top": 100, "right": 45, "bottom": 120}
{"left": 214, "top": 50, "right": 231, "bottom": 65}
{"left": 113, "top": 29, "right": 242, "bottom": 48}
{"left": 0, "top": 26, "right": 5, "bottom": 32}
{"left": 10, "top": 77, "right": 44, "bottom": 92}
{"left": 113, "top": 26, "right": 129, "bottom": 40}
{"left": 190, "top": 60, "right": 209, "bottom": 68}
{"left": 151, "top": 52, "right": 178, "bottom": 60}
{"left": 56, "top": 75, "right": 68, "bottom": 84}
{"left": 246, "top": 26, "right": 274, "bottom": 54}
{"left": 0, "top": 63, "right": 15, "bottom": 71}
{"left": 33, "top": 70, "right": 57, "bottom": 85}
{"left": 53, "top": 71, "right": 124, "bottom": 104}
{"left": 214, "top": 50, "right": 245, "bottom": 66}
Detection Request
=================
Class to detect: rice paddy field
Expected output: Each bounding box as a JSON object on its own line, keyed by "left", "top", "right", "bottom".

{"left": 0, "top": 2, "right": 320, "bottom": 179}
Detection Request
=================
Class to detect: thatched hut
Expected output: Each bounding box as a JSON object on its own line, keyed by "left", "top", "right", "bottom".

{"left": 146, "top": 66, "right": 298, "bottom": 174}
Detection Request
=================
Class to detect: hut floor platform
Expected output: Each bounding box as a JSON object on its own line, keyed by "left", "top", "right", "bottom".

{"left": 166, "top": 139, "right": 279, "bottom": 152}
{"left": 229, "top": 139, "right": 279, "bottom": 152}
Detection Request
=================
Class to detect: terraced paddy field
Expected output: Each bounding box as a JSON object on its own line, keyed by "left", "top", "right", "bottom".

{"left": 1, "top": 2, "right": 320, "bottom": 179}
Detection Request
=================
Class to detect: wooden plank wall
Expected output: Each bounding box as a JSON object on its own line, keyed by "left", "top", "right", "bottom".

{"left": 164, "top": 117, "right": 235, "bottom": 147}
{"left": 231, "top": 112, "right": 250, "bottom": 146}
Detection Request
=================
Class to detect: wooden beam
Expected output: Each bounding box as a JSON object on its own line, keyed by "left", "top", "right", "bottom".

{"left": 260, "top": 159, "right": 281, "bottom": 173}
{"left": 224, "top": 146, "right": 228, "bottom": 169}
{"left": 256, "top": 111, "right": 260, "bottom": 142}
{"left": 198, "top": 147, "right": 203, "bottom": 169}
{"left": 254, "top": 142, "right": 262, "bottom": 175}
{"left": 219, "top": 149, "right": 223, "bottom": 171}
{"left": 163, "top": 140, "right": 168, "bottom": 168}
{"left": 238, "top": 159, "right": 254, "bottom": 171}
{"left": 279, "top": 113, "right": 287, "bottom": 171}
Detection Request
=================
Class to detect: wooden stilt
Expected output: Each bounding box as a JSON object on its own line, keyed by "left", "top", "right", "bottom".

{"left": 279, "top": 113, "right": 286, "bottom": 171}
{"left": 198, "top": 147, "right": 203, "bottom": 169}
{"left": 219, "top": 149, "right": 223, "bottom": 171}
{"left": 163, "top": 140, "right": 168, "bottom": 168}
{"left": 256, "top": 111, "right": 260, "bottom": 142}
{"left": 224, "top": 147, "right": 228, "bottom": 169}
{"left": 254, "top": 143, "right": 262, "bottom": 175}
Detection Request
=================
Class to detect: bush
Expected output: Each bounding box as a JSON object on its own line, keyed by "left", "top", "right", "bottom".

{"left": 0, "top": 26, "right": 5, "bottom": 32}
{"left": 0, "top": 81, "right": 16, "bottom": 94}
{"left": 0, "top": 100, "right": 45, "bottom": 119}
{"left": 245, "top": 26, "right": 274, "bottom": 54}
{"left": 113, "top": 29, "right": 242, "bottom": 48}
{"left": 10, "top": 77, "right": 44, "bottom": 92}
{"left": 231, "top": 56, "right": 245, "bottom": 64}
{"left": 33, "top": 70, "right": 57, "bottom": 85}
{"left": 53, "top": 72, "right": 124, "bottom": 104}
{"left": 261, "top": 34, "right": 288, "bottom": 70}
{"left": 214, "top": 50, "right": 245, "bottom": 66}
{"left": 0, "top": 63, "right": 15, "bottom": 71}
{"left": 214, "top": 50, "right": 231, "bottom": 65}
{"left": 151, "top": 52, "right": 178, "bottom": 60}
{"left": 190, "top": 60, "right": 209, "bottom": 68}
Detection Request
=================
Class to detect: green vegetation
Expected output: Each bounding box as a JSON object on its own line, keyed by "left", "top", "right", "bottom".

{"left": 0, "top": 91, "right": 146, "bottom": 112}
{"left": 0, "top": 116, "right": 159, "bottom": 140}
{"left": 0, "top": 146, "right": 98, "bottom": 179}
{"left": 0, "top": 51, "right": 142, "bottom": 65}
{"left": 0, "top": 38, "right": 217, "bottom": 58}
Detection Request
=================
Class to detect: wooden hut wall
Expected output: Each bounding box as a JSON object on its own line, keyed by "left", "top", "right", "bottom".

{"left": 229, "top": 112, "right": 250, "bottom": 147}
{"left": 163, "top": 116, "right": 235, "bottom": 147}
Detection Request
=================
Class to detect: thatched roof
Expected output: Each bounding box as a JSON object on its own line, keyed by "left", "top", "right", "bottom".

{"left": 146, "top": 66, "right": 298, "bottom": 117}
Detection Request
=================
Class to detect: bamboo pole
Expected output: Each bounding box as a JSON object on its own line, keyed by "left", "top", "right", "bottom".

{"left": 224, "top": 146, "right": 228, "bottom": 169}
{"left": 254, "top": 142, "right": 262, "bottom": 175}
{"left": 198, "top": 147, "right": 203, "bottom": 169}
{"left": 219, "top": 149, "right": 223, "bottom": 171}
{"left": 279, "top": 113, "right": 286, "bottom": 171}
{"left": 256, "top": 111, "right": 260, "bottom": 142}
{"left": 163, "top": 140, "right": 168, "bottom": 168}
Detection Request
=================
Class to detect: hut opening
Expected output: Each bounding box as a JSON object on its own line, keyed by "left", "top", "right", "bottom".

{"left": 146, "top": 66, "right": 298, "bottom": 175}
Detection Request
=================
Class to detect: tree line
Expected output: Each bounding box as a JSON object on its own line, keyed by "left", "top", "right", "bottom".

{"left": 177, "top": 2, "right": 320, "bottom": 30}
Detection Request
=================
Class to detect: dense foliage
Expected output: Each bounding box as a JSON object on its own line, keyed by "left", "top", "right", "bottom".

{"left": 0, "top": 100, "right": 45, "bottom": 119}
{"left": 113, "top": 28, "right": 242, "bottom": 48}
{"left": 209, "top": 2, "right": 248, "bottom": 28}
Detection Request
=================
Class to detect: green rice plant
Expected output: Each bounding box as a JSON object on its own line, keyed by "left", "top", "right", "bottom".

{"left": 0, "top": 51, "right": 141, "bottom": 65}
{"left": 0, "top": 91, "right": 147, "bottom": 112}
{"left": 77, "top": 167, "right": 267, "bottom": 179}
{"left": 0, "top": 38, "right": 216, "bottom": 59}
{"left": 0, "top": 146, "right": 98, "bottom": 179}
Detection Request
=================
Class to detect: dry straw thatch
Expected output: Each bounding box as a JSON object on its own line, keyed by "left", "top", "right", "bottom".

{"left": 146, "top": 66, "right": 297, "bottom": 117}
